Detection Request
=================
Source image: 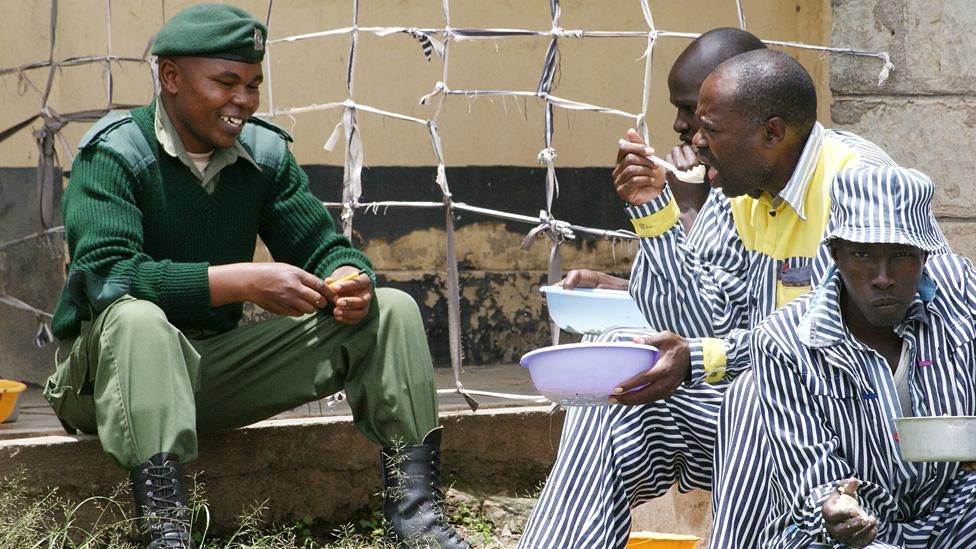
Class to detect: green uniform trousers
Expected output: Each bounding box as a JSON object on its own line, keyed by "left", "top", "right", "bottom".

{"left": 43, "top": 288, "right": 439, "bottom": 469}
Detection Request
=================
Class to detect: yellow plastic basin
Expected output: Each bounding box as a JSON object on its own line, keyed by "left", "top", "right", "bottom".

{"left": 627, "top": 531, "right": 702, "bottom": 548}
{"left": 0, "top": 379, "right": 27, "bottom": 423}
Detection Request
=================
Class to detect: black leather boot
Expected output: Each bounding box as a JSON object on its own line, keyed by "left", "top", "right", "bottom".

{"left": 129, "top": 452, "right": 196, "bottom": 549}
{"left": 381, "top": 428, "right": 472, "bottom": 548}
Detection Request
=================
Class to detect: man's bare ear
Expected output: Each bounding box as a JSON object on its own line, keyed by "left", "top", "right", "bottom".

{"left": 158, "top": 58, "right": 181, "bottom": 95}
{"left": 762, "top": 116, "right": 788, "bottom": 147}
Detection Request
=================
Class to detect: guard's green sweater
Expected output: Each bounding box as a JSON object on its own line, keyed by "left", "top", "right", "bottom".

{"left": 52, "top": 103, "right": 372, "bottom": 340}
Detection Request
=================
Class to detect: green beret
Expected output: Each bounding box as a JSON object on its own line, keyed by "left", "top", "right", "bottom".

{"left": 151, "top": 4, "right": 267, "bottom": 63}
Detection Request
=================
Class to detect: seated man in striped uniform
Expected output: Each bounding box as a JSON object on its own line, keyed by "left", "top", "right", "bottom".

{"left": 752, "top": 166, "right": 976, "bottom": 548}
{"left": 520, "top": 49, "right": 949, "bottom": 548}
{"left": 558, "top": 27, "right": 765, "bottom": 293}
{"left": 520, "top": 28, "right": 766, "bottom": 547}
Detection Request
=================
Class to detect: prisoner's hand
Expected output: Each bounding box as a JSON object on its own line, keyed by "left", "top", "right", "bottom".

{"left": 557, "top": 269, "right": 629, "bottom": 291}
{"left": 667, "top": 143, "right": 699, "bottom": 172}
{"left": 323, "top": 265, "right": 372, "bottom": 325}
{"left": 612, "top": 128, "right": 667, "bottom": 206}
{"left": 822, "top": 478, "right": 878, "bottom": 548}
{"left": 608, "top": 331, "right": 689, "bottom": 405}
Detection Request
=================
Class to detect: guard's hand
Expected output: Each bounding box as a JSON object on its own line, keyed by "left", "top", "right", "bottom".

{"left": 322, "top": 265, "right": 372, "bottom": 325}
{"left": 612, "top": 128, "right": 667, "bottom": 206}
{"left": 608, "top": 331, "right": 689, "bottom": 405}
{"left": 557, "top": 269, "right": 629, "bottom": 291}
{"left": 822, "top": 478, "right": 878, "bottom": 548}
{"left": 962, "top": 462, "right": 976, "bottom": 471}
{"left": 235, "top": 262, "right": 328, "bottom": 316}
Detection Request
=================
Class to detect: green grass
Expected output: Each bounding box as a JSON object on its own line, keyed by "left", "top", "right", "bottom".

{"left": 0, "top": 472, "right": 522, "bottom": 548}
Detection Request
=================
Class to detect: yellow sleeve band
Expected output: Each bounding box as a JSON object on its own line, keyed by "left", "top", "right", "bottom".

{"left": 630, "top": 198, "right": 680, "bottom": 238}
{"left": 701, "top": 337, "right": 728, "bottom": 383}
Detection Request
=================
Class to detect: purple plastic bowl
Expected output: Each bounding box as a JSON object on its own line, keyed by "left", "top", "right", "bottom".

{"left": 520, "top": 342, "right": 659, "bottom": 406}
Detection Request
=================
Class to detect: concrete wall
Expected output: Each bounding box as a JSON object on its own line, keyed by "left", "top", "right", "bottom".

{"left": 0, "top": 406, "right": 564, "bottom": 535}
{"left": 1, "top": 0, "right": 831, "bottom": 383}
{"left": 831, "top": 0, "right": 976, "bottom": 259}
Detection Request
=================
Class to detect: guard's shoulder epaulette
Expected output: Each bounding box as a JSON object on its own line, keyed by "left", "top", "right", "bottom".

{"left": 240, "top": 116, "right": 292, "bottom": 171}
{"left": 245, "top": 116, "right": 293, "bottom": 142}
{"left": 75, "top": 111, "right": 156, "bottom": 175}
{"left": 77, "top": 111, "right": 134, "bottom": 149}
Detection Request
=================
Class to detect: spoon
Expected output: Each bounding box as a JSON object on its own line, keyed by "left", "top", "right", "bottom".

{"left": 619, "top": 139, "right": 706, "bottom": 184}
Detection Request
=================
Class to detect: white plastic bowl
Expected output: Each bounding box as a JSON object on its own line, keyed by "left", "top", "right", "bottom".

{"left": 520, "top": 342, "right": 659, "bottom": 406}
{"left": 895, "top": 416, "right": 976, "bottom": 462}
{"left": 541, "top": 286, "right": 651, "bottom": 334}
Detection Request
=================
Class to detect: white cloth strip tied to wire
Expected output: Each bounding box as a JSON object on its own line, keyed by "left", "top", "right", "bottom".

{"left": 424, "top": 87, "right": 642, "bottom": 120}
{"left": 442, "top": 197, "right": 480, "bottom": 411}
{"left": 319, "top": 200, "right": 638, "bottom": 241}
{"left": 347, "top": 0, "right": 359, "bottom": 96}
{"left": 419, "top": 81, "right": 450, "bottom": 105}
{"left": 526, "top": 212, "right": 570, "bottom": 349}
{"left": 0, "top": 109, "right": 139, "bottom": 231}
{"left": 536, "top": 0, "right": 569, "bottom": 349}
{"left": 104, "top": 0, "right": 115, "bottom": 106}
{"left": 429, "top": 13, "right": 451, "bottom": 121}
{"left": 760, "top": 39, "right": 894, "bottom": 85}
{"left": 538, "top": 147, "right": 560, "bottom": 211}
{"left": 262, "top": 20, "right": 276, "bottom": 115}
{"left": 0, "top": 294, "right": 54, "bottom": 348}
{"left": 546, "top": 232, "right": 562, "bottom": 346}
{"left": 374, "top": 28, "right": 446, "bottom": 61}
{"left": 339, "top": 106, "right": 363, "bottom": 237}
{"left": 433, "top": 0, "right": 477, "bottom": 407}
{"left": 520, "top": 210, "right": 576, "bottom": 252}
{"left": 0, "top": 226, "right": 64, "bottom": 253}
{"left": 437, "top": 388, "right": 550, "bottom": 403}
{"left": 257, "top": 100, "right": 346, "bottom": 119}
{"left": 266, "top": 24, "right": 891, "bottom": 71}
{"left": 0, "top": 55, "right": 146, "bottom": 78}
{"left": 637, "top": 0, "right": 656, "bottom": 143}
{"left": 541, "top": 93, "right": 638, "bottom": 119}
{"left": 259, "top": 26, "right": 895, "bottom": 89}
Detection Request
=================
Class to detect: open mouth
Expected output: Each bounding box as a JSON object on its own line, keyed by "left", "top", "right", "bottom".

{"left": 219, "top": 115, "right": 245, "bottom": 128}
{"left": 697, "top": 155, "right": 718, "bottom": 182}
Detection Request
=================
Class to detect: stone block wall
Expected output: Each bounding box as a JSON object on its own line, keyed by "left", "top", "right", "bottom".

{"left": 831, "top": 0, "right": 976, "bottom": 258}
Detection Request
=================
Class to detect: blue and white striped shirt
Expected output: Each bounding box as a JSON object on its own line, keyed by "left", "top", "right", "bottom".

{"left": 625, "top": 123, "right": 906, "bottom": 384}
{"left": 751, "top": 254, "right": 976, "bottom": 548}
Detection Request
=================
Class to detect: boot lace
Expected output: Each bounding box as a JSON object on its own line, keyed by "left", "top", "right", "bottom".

{"left": 428, "top": 450, "right": 467, "bottom": 545}
{"left": 140, "top": 462, "right": 193, "bottom": 548}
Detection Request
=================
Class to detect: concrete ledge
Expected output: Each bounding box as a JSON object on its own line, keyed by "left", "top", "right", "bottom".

{"left": 0, "top": 406, "right": 564, "bottom": 533}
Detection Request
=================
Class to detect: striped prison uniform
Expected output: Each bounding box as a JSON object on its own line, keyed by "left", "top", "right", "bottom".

{"left": 752, "top": 256, "right": 976, "bottom": 548}
{"left": 519, "top": 123, "right": 921, "bottom": 549}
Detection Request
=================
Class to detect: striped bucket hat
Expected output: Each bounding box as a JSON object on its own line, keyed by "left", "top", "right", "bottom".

{"left": 824, "top": 166, "right": 943, "bottom": 252}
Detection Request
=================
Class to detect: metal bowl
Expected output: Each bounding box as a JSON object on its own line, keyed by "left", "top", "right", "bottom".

{"left": 895, "top": 416, "right": 976, "bottom": 462}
